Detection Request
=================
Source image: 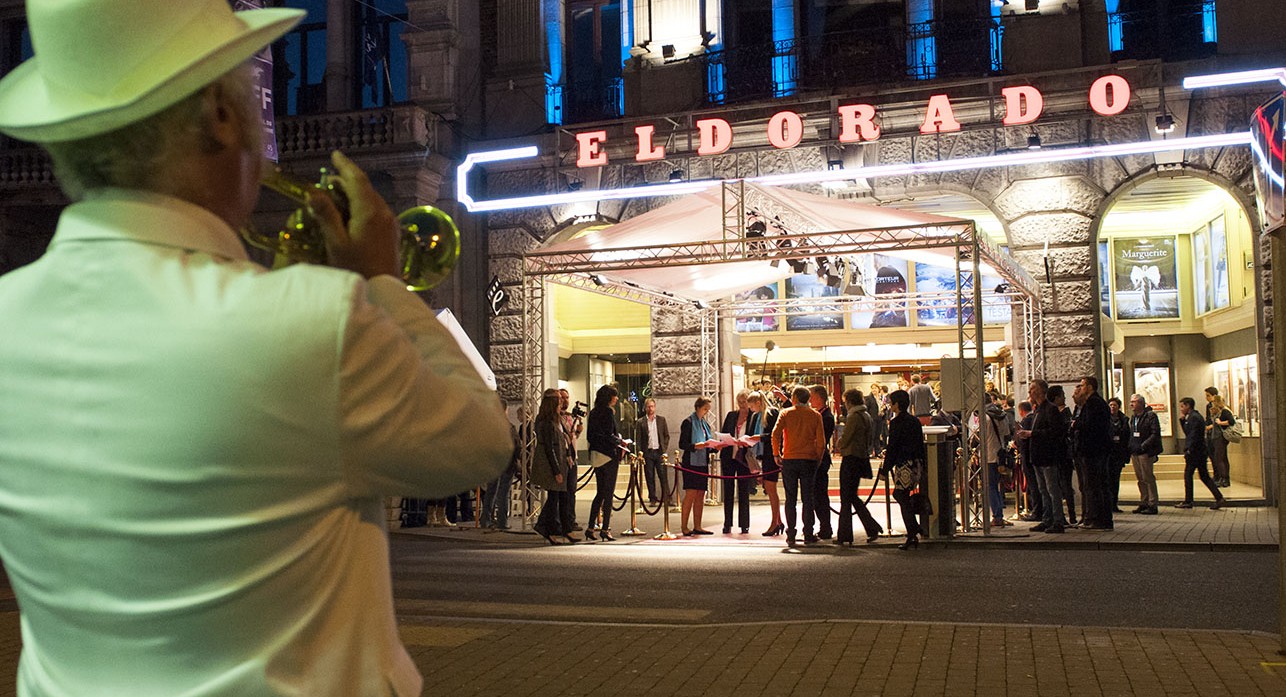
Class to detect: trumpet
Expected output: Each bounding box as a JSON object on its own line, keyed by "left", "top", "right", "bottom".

{"left": 240, "top": 166, "right": 461, "bottom": 291}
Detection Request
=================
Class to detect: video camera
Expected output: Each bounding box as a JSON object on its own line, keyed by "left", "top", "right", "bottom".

{"left": 571, "top": 400, "right": 588, "bottom": 419}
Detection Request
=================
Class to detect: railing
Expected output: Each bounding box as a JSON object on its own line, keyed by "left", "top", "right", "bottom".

{"left": 1108, "top": 1, "right": 1217, "bottom": 63}
{"left": 275, "top": 104, "right": 434, "bottom": 156}
{"left": 550, "top": 77, "right": 624, "bottom": 124}
{"left": 0, "top": 148, "right": 53, "bottom": 188}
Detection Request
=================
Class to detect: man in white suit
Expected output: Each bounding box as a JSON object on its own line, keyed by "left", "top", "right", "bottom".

{"left": 0, "top": 1, "right": 510, "bottom": 695}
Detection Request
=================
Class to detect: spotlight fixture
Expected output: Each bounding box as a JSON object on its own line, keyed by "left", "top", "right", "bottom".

{"left": 994, "top": 282, "right": 1013, "bottom": 294}
{"left": 827, "top": 159, "right": 844, "bottom": 171}
{"left": 591, "top": 273, "right": 608, "bottom": 286}
{"left": 668, "top": 169, "right": 684, "bottom": 183}
{"left": 1154, "top": 112, "right": 1175, "bottom": 134}
{"left": 567, "top": 179, "right": 583, "bottom": 191}
{"left": 1024, "top": 0, "right": 1039, "bottom": 10}
{"left": 662, "top": 44, "right": 676, "bottom": 59}
{"left": 693, "top": 299, "right": 710, "bottom": 310}
{"left": 1026, "top": 132, "right": 1042, "bottom": 150}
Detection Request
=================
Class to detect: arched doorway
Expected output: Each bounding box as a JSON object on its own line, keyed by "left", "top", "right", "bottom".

{"left": 1095, "top": 175, "right": 1264, "bottom": 500}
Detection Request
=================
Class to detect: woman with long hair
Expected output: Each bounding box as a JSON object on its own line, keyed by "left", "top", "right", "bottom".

{"left": 748, "top": 391, "right": 783, "bottom": 536}
{"left": 531, "top": 392, "right": 578, "bottom": 544}
{"left": 586, "top": 384, "right": 623, "bottom": 541}
{"left": 679, "top": 396, "right": 720, "bottom": 535}
{"left": 718, "top": 389, "right": 754, "bottom": 534}
{"left": 1204, "top": 387, "right": 1235, "bottom": 488}
{"left": 880, "top": 389, "right": 926, "bottom": 550}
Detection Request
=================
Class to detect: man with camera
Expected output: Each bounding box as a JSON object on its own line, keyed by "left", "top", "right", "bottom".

{"left": 0, "top": 2, "right": 510, "bottom": 694}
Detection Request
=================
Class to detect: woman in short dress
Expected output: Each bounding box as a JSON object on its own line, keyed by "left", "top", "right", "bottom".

{"left": 748, "top": 391, "right": 783, "bottom": 536}
{"left": 678, "top": 396, "right": 720, "bottom": 536}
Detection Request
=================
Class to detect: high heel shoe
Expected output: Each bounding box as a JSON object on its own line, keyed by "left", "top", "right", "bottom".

{"left": 584, "top": 529, "right": 597, "bottom": 541}
{"left": 600, "top": 529, "right": 616, "bottom": 542}
{"left": 761, "top": 523, "right": 784, "bottom": 537}
{"left": 533, "top": 524, "right": 556, "bottom": 545}
{"left": 867, "top": 527, "right": 883, "bottom": 544}
{"left": 897, "top": 536, "right": 919, "bottom": 551}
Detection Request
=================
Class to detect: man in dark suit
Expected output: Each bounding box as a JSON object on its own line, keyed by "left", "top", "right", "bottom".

{"left": 1016, "top": 379, "right": 1068, "bottom": 533}
{"left": 633, "top": 397, "right": 671, "bottom": 503}
{"left": 1071, "top": 376, "right": 1113, "bottom": 529}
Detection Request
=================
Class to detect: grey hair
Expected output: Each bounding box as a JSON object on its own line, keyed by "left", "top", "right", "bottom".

{"left": 42, "top": 64, "right": 259, "bottom": 200}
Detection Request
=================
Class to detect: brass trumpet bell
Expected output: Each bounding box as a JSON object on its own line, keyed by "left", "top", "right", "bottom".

{"left": 242, "top": 167, "right": 460, "bottom": 291}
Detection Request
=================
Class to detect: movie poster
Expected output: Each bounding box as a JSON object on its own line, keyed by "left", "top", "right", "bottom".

{"left": 1099, "top": 241, "right": 1113, "bottom": 318}
{"left": 915, "top": 263, "right": 957, "bottom": 326}
{"left": 1133, "top": 365, "right": 1172, "bottom": 437}
{"left": 786, "top": 274, "right": 842, "bottom": 331}
{"left": 849, "top": 254, "right": 909, "bottom": 328}
{"left": 734, "top": 284, "right": 778, "bottom": 332}
{"left": 1210, "top": 216, "right": 1230, "bottom": 310}
{"left": 1113, "top": 238, "right": 1179, "bottom": 320}
{"left": 1193, "top": 226, "right": 1212, "bottom": 315}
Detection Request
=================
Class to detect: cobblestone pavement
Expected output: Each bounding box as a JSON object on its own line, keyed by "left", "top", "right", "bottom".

{"left": 400, "top": 617, "right": 1286, "bottom": 696}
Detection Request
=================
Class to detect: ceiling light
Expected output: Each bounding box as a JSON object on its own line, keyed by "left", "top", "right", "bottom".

{"left": 1026, "top": 132, "right": 1042, "bottom": 150}
{"left": 1154, "top": 113, "right": 1175, "bottom": 134}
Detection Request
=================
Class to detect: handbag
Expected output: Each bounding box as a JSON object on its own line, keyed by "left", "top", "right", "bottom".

{"left": 1222, "top": 420, "right": 1244, "bottom": 444}
{"left": 910, "top": 491, "right": 934, "bottom": 516}
{"left": 891, "top": 459, "right": 922, "bottom": 490}
{"left": 589, "top": 450, "right": 612, "bottom": 468}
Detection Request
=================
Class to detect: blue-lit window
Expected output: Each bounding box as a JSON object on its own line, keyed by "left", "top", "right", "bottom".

{"left": 906, "top": 0, "right": 936, "bottom": 80}
{"left": 1108, "top": 0, "right": 1216, "bottom": 61}
{"left": 282, "top": 0, "right": 328, "bottom": 115}
{"left": 357, "top": 0, "right": 409, "bottom": 108}
{"left": 772, "top": 0, "right": 797, "bottom": 97}
{"left": 560, "top": 2, "right": 625, "bottom": 123}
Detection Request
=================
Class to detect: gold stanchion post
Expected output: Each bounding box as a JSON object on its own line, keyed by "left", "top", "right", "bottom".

{"left": 622, "top": 453, "right": 646, "bottom": 536}
{"left": 654, "top": 453, "right": 680, "bottom": 540}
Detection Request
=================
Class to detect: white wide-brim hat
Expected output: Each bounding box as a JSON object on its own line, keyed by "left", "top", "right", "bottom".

{"left": 0, "top": 0, "right": 304, "bottom": 143}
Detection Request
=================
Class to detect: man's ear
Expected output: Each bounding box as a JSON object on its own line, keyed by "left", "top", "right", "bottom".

{"left": 202, "top": 82, "right": 244, "bottom": 152}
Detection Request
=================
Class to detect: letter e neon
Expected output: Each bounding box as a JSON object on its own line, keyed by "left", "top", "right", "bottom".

{"left": 576, "top": 130, "right": 608, "bottom": 167}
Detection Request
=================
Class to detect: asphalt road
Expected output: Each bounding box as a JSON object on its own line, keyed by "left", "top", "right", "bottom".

{"left": 390, "top": 535, "right": 1281, "bottom": 633}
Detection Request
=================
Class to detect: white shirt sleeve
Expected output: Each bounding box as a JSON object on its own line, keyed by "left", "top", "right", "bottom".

{"left": 337, "top": 275, "right": 512, "bottom": 498}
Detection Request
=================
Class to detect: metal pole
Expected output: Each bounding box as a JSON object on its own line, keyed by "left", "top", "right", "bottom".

{"left": 655, "top": 453, "right": 680, "bottom": 540}
{"left": 622, "top": 453, "right": 646, "bottom": 536}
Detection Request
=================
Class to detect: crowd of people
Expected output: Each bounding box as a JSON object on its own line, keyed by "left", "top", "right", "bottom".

{"left": 508, "top": 373, "right": 1243, "bottom": 547}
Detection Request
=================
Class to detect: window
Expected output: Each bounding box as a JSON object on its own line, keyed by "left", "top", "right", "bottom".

{"left": 1109, "top": 0, "right": 1217, "bottom": 62}
{"left": 562, "top": 1, "right": 625, "bottom": 123}
{"left": 281, "top": 0, "right": 327, "bottom": 115}
{"left": 357, "top": 0, "right": 409, "bottom": 108}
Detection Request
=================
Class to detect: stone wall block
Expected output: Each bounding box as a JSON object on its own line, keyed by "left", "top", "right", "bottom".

{"left": 652, "top": 306, "right": 702, "bottom": 334}
{"left": 652, "top": 335, "right": 700, "bottom": 364}
{"left": 489, "top": 343, "right": 524, "bottom": 373}
{"left": 1005, "top": 160, "right": 1090, "bottom": 182}
{"left": 995, "top": 176, "right": 1105, "bottom": 220}
{"left": 1042, "top": 313, "right": 1096, "bottom": 347}
{"left": 1038, "top": 280, "right": 1095, "bottom": 314}
{"left": 490, "top": 168, "right": 555, "bottom": 198}
{"left": 1088, "top": 156, "right": 1130, "bottom": 195}
{"left": 945, "top": 129, "right": 994, "bottom": 160}
{"left": 1007, "top": 212, "right": 1094, "bottom": 247}
{"left": 758, "top": 148, "right": 796, "bottom": 176}
{"left": 1094, "top": 114, "right": 1147, "bottom": 145}
{"left": 1213, "top": 147, "right": 1253, "bottom": 185}
{"left": 791, "top": 147, "right": 824, "bottom": 172}
{"left": 972, "top": 167, "right": 1008, "bottom": 202}
{"left": 1011, "top": 246, "right": 1092, "bottom": 279}
{"left": 879, "top": 137, "right": 913, "bottom": 164}
{"left": 597, "top": 197, "right": 626, "bottom": 222}
{"left": 1043, "top": 346, "right": 1097, "bottom": 382}
{"left": 653, "top": 366, "right": 702, "bottom": 395}
{"left": 488, "top": 227, "right": 540, "bottom": 256}
{"left": 495, "top": 373, "right": 523, "bottom": 403}
{"left": 489, "top": 314, "right": 523, "bottom": 343}
{"left": 489, "top": 256, "right": 524, "bottom": 282}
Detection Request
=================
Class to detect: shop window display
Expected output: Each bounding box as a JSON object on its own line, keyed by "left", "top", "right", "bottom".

{"left": 1133, "top": 364, "right": 1173, "bottom": 437}
{"left": 1212, "top": 354, "right": 1259, "bottom": 436}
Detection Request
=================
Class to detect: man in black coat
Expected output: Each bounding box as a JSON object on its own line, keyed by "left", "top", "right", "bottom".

{"left": 633, "top": 397, "right": 671, "bottom": 504}
{"left": 809, "top": 385, "right": 837, "bottom": 540}
{"left": 1128, "top": 393, "right": 1162, "bottom": 515}
{"left": 1015, "top": 400, "right": 1043, "bottom": 521}
{"left": 1015, "top": 379, "right": 1068, "bottom": 533}
{"left": 1071, "top": 376, "right": 1113, "bottom": 529}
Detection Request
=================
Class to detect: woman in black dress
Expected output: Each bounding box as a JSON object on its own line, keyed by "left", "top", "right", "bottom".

{"left": 586, "top": 384, "right": 622, "bottom": 541}
{"left": 678, "top": 396, "right": 720, "bottom": 535}
{"left": 748, "top": 391, "right": 782, "bottom": 536}
{"left": 880, "top": 389, "right": 926, "bottom": 550}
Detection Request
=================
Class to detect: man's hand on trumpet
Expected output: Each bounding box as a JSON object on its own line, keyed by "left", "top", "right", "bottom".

{"left": 308, "top": 150, "right": 401, "bottom": 280}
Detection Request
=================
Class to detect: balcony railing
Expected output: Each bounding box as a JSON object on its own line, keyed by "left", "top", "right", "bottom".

{"left": 0, "top": 148, "right": 53, "bottom": 188}
{"left": 1109, "top": 1, "right": 1217, "bottom": 63}
{"left": 550, "top": 76, "right": 624, "bottom": 124}
{"left": 275, "top": 104, "right": 434, "bottom": 157}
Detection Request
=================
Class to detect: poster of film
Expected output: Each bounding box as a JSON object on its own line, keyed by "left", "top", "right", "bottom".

{"left": 1113, "top": 238, "right": 1179, "bottom": 320}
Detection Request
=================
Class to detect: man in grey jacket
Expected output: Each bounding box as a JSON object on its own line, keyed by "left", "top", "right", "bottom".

{"left": 1127, "top": 393, "right": 1163, "bottom": 515}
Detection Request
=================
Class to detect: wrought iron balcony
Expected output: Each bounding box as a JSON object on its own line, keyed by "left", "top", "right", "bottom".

{"left": 1109, "top": 1, "right": 1217, "bottom": 63}
{"left": 275, "top": 104, "right": 435, "bottom": 157}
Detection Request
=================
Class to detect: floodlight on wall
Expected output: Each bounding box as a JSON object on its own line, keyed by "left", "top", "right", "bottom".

{"left": 1154, "top": 112, "right": 1176, "bottom": 134}
{"left": 591, "top": 273, "right": 608, "bottom": 286}
{"left": 1026, "top": 132, "right": 1042, "bottom": 150}
{"left": 662, "top": 44, "right": 676, "bottom": 59}
{"left": 669, "top": 169, "right": 684, "bottom": 183}
{"left": 567, "top": 178, "right": 583, "bottom": 191}
{"left": 1024, "top": 0, "right": 1039, "bottom": 10}
{"left": 693, "top": 299, "right": 710, "bottom": 310}
{"left": 827, "top": 159, "right": 844, "bottom": 171}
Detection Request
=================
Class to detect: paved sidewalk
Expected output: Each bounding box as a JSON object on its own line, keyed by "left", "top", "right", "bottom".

{"left": 401, "top": 616, "right": 1286, "bottom": 696}
{"left": 400, "top": 500, "right": 1280, "bottom": 550}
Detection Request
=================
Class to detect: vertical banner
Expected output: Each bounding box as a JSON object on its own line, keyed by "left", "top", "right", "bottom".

{"left": 1113, "top": 238, "right": 1178, "bottom": 320}
{"left": 234, "top": 0, "right": 281, "bottom": 162}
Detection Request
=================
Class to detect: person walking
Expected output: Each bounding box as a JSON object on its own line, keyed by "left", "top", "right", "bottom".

{"left": 679, "top": 396, "right": 720, "bottom": 535}
{"left": 532, "top": 392, "right": 580, "bottom": 544}
{"left": 586, "top": 384, "right": 624, "bottom": 541}
{"left": 836, "top": 389, "right": 883, "bottom": 545}
{"left": 1177, "top": 397, "right": 1225, "bottom": 509}
{"left": 719, "top": 390, "right": 755, "bottom": 534}
{"left": 809, "top": 384, "right": 837, "bottom": 540}
{"left": 879, "top": 389, "right": 927, "bottom": 549}
{"left": 748, "top": 391, "right": 784, "bottom": 536}
{"left": 1128, "top": 393, "right": 1162, "bottom": 515}
{"left": 0, "top": 2, "right": 512, "bottom": 693}
{"left": 771, "top": 386, "right": 826, "bottom": 545}
{"left": 1016, "top": 380, "right": 1069, "bottom": 533}
{"left": 1204, "top": 387, "right": 1235, "bottom": 488}
{"left": 633, "top": 397, "right": 671, "bottom": 504}
{"left": 973, "top": 392, "right": 1013, "bottom": 528}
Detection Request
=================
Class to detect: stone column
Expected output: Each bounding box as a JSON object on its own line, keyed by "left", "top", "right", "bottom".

{"left": 325, "top": 0, "right": 356, "bottom": 111}
{"left": 484, "top": 0, "right": 555, "bottom": 137}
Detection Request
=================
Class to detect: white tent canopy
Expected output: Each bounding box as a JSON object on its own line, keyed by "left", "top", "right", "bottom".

{"left": 535, "top": 183, "right": 982, "bottom": 303}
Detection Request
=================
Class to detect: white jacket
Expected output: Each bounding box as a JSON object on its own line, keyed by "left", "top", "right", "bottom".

{"left": 0, "top": 189, "right": 511, "bottom": 696}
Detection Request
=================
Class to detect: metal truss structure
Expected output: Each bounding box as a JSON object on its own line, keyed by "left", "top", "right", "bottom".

{"left": 514, "top": 181, "right": 1045, "bottom": 535}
